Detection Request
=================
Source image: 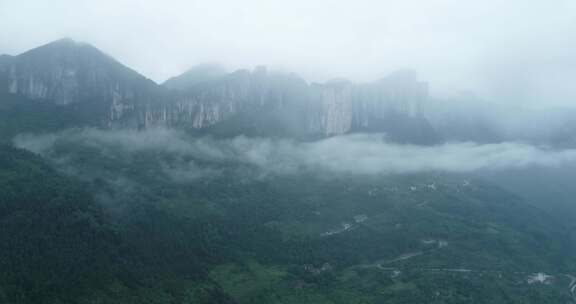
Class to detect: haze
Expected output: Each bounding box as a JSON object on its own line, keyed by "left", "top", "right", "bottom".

{"left": 2, "top": 0, "right": 576, "bottom": 107}
{"left": 15, "top": 129, "right": 576, "bottom": 177}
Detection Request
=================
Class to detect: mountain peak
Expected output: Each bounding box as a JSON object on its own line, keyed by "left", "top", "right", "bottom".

{"left": 50, "top": 37, "right": 78, "bottom": 46}
{"left": 163, "top": 63, "right": 227, "bottom": 90}
{"left": 4, "top": 38, "right": 156, "bottom": 106}
{"left": 16, "top": 38, "right": 110, "bottom": 62}
{"left": 34, "top": 38, "right": 91, "bottom": 50}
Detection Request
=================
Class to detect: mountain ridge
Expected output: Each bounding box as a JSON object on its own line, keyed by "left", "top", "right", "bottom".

{"left": 162, "top": 63, "right": 228, "bottom": 90}
{"left": 0, "top": 39, "right": 437, "bottom": 143}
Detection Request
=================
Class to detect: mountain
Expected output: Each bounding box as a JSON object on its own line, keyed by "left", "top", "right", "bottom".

{"left": 0, "top": 39, "right": 438, "bottom": 143}
{"left": 0, "top": 54, "right": 12, "bottom": 68}
{"left": 163, "top": 63, "right": 227, "bottom": 90}
{"left": 0, "top": 55, "right": 14, "bottom": 92}
{"left": 1, "top": 38, "right": 163, "bottom": 126}
{"left": 153, "top": 67, "right": 437, "bottom": 142}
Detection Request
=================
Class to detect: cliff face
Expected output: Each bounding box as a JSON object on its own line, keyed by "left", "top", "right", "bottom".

{"left": 308, "top": 71, "right": 427, "bottom": 136}
{"left": 0, "top": 39, "right": 436, "bottom": 143}
{"left": 143, "top": 67, "right": 429, "bottom": 139}
{"left": 141, "top": 67, "right": 310, "bottom": 132}
{"left": 1, "top": 39, "right": 161, "bottom": 125}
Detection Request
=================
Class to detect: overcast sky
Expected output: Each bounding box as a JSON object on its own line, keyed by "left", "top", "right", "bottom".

{"left": 1, "top": 0, "right": 576, "bottom": 106}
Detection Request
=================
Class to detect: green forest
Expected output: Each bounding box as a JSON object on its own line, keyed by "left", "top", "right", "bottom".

{"left": 1, "top": 131, "right": 575, "bottom": 303}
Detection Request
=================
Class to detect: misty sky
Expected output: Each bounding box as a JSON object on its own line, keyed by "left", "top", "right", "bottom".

{"left": 2, "top": 0, "right": 576, "bottom": 107}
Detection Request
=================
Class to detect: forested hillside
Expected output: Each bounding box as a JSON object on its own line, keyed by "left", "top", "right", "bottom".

{"left": 3, "top": 130, "right": 574, "bottom": 303}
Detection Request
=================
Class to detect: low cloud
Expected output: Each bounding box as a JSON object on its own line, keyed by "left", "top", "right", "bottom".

{"left": 14, "top": 128, "right": 576, "bottom": 177}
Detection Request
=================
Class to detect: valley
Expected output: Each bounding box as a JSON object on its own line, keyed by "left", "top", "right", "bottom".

{"left": 1, "top": 39, "right": 576, "bottom": 303}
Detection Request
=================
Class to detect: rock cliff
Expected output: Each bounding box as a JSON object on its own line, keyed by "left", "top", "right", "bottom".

{"left": 0, "top": 39, "right": 437, "bottom": 143}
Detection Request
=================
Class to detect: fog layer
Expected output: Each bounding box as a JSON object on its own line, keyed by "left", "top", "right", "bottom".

{"left": 14, "top": 128, "right": 576, "bottom": 176}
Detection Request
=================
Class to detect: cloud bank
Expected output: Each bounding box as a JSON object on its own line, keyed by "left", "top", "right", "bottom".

{"left": 14, "top": 128, "right": 576, "bottom": 177}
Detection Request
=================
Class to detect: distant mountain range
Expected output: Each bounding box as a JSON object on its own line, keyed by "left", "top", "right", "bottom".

{"left": 4, "top": 38, "right": 576, "bottom": 147}
{"left": 0, "top": 38, "right": 437, "bottom": 143}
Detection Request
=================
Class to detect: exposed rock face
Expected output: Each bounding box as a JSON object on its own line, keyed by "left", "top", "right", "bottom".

{"left": 1, "top": 39, "right": 161, "bottom": 125}
{"left": 142, "top": 66, "right": 311, "bottom": 131}
{"left": 307, "top": 71, "right": 428, "bottom": 136}
{"left": 312, "top": 80, "right": 354, "bottom": 135}
{"left": 0, "top": 55, "right": 13, "bottom": 68}
{"left": 144, "top": 67, "right": 429, "bottom": 140}
{"left": 0, "top": 55, "right": 13, "bottom": 91}
{"left": 0, "top": 39, "right": 436, "bottom": 143}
